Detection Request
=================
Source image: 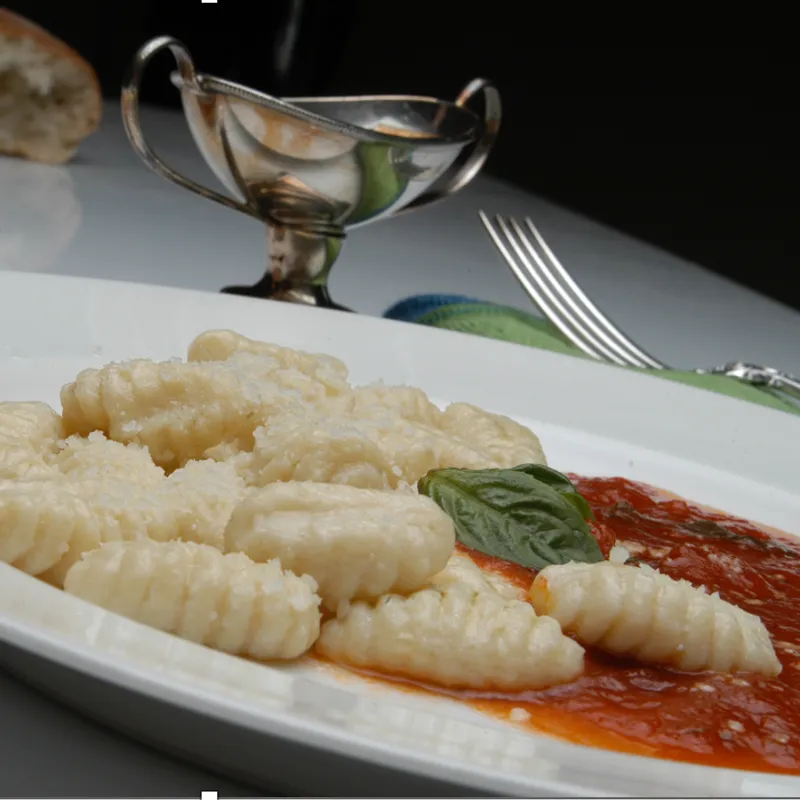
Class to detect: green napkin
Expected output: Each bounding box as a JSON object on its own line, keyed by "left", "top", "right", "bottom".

{"left": 383, "top": 296, "right": 800, "bottom": 416}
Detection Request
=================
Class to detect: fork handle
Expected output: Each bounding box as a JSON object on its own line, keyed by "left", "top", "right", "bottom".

{"left": 710, "top": 362, "right": 800, "bottom": 402}
{"left": 767, "top": 371, "right": 800, "bottom": 400}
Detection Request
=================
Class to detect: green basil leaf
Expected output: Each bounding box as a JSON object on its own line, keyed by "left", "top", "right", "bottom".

{"left": 417, "top": 464, "right": 604, "bottom": 570}
{"left": 509, "top": 464, "right": 595, "bottom": 520}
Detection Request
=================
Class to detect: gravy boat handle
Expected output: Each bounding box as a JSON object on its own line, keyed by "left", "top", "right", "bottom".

{"left": 121, "top": 36, "right": 258, "bottom": 218}
{"left": 398, "top": 77, "right": 502, "bottom": 214}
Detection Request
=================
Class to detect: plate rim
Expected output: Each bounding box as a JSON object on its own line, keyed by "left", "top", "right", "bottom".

{"left": 0, "top": 607, "right": 613, "bottom": 799}
{"left": 2, "top": 268, "right": 799, "bottom": 425}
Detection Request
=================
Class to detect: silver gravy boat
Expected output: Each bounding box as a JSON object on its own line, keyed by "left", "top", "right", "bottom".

{"left": 122, "top": 36, "right": 501, "bottom": 309}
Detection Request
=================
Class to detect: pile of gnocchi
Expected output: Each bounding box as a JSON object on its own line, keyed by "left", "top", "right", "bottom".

{"left": 0, "top": 329, "right": 781, "bottom": 691}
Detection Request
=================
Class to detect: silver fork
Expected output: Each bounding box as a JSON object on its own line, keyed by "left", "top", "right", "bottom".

{"left": 479, "top": 211, "right": 800, "bottom": 401}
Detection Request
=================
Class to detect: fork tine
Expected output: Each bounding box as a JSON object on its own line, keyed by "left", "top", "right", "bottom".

{"left": 488, "top": 212, "right": 635, "bottom": 366}
{"left": 500, "top": 215, "right": 637, "bottom": 367}
{"left": 508, "top": 217, "right": 643, "bottom": 367}
{"left": 479, "top": 211, "right": 615, "bottom": 364}
{"left": 521, "top": 218, "right": 666, "bottom": 370}
{"left": 477, "top": 212, "right": 593, "bottom": 356}
{"left": 510, "top": 218, "right": 658, "bottom": 369}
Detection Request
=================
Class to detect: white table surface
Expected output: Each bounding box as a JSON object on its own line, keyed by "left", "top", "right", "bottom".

{"left": 1, "top": 101, "right": 799, "bottom": 798}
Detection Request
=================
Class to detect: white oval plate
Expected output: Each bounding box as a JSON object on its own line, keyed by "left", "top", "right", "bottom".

{"left": 0, "top": 271, "right": 798, "bottom": 798}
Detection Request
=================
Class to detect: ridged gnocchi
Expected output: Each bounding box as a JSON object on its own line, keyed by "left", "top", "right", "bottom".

{"left": 430, "top": 552, "right": 526, "bottom": 602}
{"left": 0, "top": 455, "right": 245, "bottom": 583}
{"left": 317, "top": 558, "right": 584, "bottom": 690}
{"left": 439, "top": 402, "right": 547, "bottom": 468}
{"left": 330, "top": 383, "right": 444, "bottom": 427}
{"left": 365, "top": 400, "right": 547, "bottom": 484}
{"left": 51, "top": 431, "right": 165, "bottom": 484}
{"left": 59, "top": 353, "right": 337, "bottom": 470}
{"left": 0, "top": 401, "right": 63, "bottom": 479}
{"left": 530, "top": 560, "right": 782, "bottom": 677}
{"left": 186, "top": 329, "right": 350, "bottom": 397}
{"left": 235, "top": 392, "right": 548, "bottom": 491}
{"left": 238, "top": 410, "right": 401, "bottom": 490}
{"left": 224, "top": 482, "right": 455, "bottom": 609}
{"left": 64, "top": 540, "right": 321, "bottom": 659}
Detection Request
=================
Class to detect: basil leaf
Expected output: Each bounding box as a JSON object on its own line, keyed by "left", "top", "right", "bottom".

{"left": 560, "top": 491, "right": 595, "bottom": 521}
{"left": 418, "top": 464, "right": 604, "bottom": 570}
{"left": 510, "top": 464, "right": 595, "bottom": 521}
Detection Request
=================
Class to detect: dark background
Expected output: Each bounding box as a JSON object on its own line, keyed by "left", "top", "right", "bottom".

{"left": 11, "top": 0, "right": 800, "bottom": 312}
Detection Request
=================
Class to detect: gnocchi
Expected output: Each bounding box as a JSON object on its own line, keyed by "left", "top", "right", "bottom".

{"left": 64, "top": 540, "right": 321, "bottom": 660}
{"left": 187, "top": 329, "right": 350, "bottom": 397}
{"left": 330, "top": 383, "right": 444, "bottom": 427}
{"left": 376, "top": 414, "right": 545, "bottom": 485}
{"left": 236, "top": 390, "right": 548, "bottom": 490}
{"left": 224, "top": 482, "right": 455, "bottom": 609}
{"left": 530, "top": 560, "right": 782, "bottom": 677}
{"left": 0, "top": 455, "right": 245, "bottom": 583}
{"left": 317, "top": 558, "right": 584, "bottom": 690}
{"left": 59, "top": 354, "right": 332, "bottom": 470}
{"left": 439, "top": 402, "right": 547, "bottom": 468}
{"left": 0, "top": 401, "right": 63, "bottom": 479}
{"left": 429, "top": 552, "right": 526, "bottom": 602}
{"left": 237, "top": 409, "right": 402, "bottom": 490}
{"left": 2, "top": 321, "right": 786, "bottom": 767}
{"left": 51, "top": 431, "right": 165, "bottom": 484}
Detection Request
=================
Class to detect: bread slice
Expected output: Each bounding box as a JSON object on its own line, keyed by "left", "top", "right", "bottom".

{"left": 0, "top": 10, "right": 102, "bottom": 164}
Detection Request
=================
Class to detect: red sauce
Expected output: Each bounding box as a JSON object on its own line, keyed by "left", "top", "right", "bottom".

{"left": 358, "top": 476, "right": 800, "bottom": 774}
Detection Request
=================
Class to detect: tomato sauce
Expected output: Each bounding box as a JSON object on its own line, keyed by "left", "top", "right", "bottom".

{"left": 370, "top": 477, "right": 800, "bottom": 774}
